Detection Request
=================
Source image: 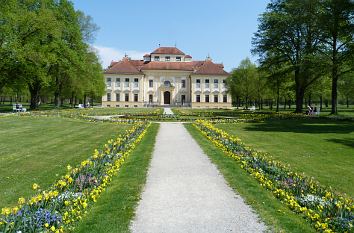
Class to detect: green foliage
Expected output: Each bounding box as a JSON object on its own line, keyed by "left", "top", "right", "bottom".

{"left": 0, "top": 0, "right": 104, "bottom": 109}
{"left": 227, "top": 58, "right": 264, "bottom": 108}
{"left": 252, "top": 0, "right": 354, "bottom": 113}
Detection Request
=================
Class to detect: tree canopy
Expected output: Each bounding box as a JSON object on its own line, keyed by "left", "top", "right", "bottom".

{"left": 252, "top": 0, "right": 354, "bottom": 113}
{"left": 0, "top": 0, "right": 104, "bottom": 109}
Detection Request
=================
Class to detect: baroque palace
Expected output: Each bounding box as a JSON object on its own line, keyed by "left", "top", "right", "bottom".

{"left": 102, "top": 46, "right": 231, "bottom": 108}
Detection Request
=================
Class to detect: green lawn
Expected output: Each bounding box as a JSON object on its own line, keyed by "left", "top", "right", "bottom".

{"left": 0, "top": 116, "right": 131, "bottom": 208}
{"left": 74, "top": 124, "right": 159, "bottom": 233}
{"left": 185, "top": 124, "right": 315, "bottom": 233}
{"left": 215, "top": 118, "right": 354, "bottom": 196}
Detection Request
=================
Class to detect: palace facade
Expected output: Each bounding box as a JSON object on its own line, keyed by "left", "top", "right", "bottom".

{"left": 102, "top": 47, "right": 231, "bottom": 108}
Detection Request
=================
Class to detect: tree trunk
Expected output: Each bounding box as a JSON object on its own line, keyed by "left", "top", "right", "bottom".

{"left": 28, "top": 81, "right": 41, "bottom": 110}
{"left": 294, "top": 68, "right": 305, "bottom": 113}
{"left": 84, "top": 94, "right": 87, "bottom": 108}
{"left": 347, "top": 96, "right": 349, "bottom": 108}
{"left": 320, "top": 95, "right": 323, "bottom": 110}
{"left": 331, "top": 75, "right": 338, "bottom": 114}
{"left": 330, "top": 35, "right": 338, "bottom": 114}
{"left": 284, "top": 98, "right": 287, "bottom": 110}
{"left": 288, "top": 99, "right": 291, "bottom": 109}
{"left": 70, "top": 92, "right": 74, "bottom": 107}
{"left": 308, "top": 93, "right": 312, "bottom": 106}
{"left": 258, "top": 98, "right": 262, "bottom": 110}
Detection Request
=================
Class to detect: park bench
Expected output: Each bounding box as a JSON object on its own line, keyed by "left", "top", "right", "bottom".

{"left": 75, "top": 104, "right": 85, "bottom": 109}
{"left": 12, "top": 104, "right": 27, "bottom": 112}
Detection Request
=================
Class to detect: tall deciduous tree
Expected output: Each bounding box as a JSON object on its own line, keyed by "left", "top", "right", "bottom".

{"left": 253, "top": 0, "right": 325, "bottom": 113}
{"left": 227, "top": 58, "right": 259, "bottom": 109}
{"left": 0, "top": 0, "right": 104, "bottom": 109}
{"left": 318, "top": 0, "right": 354, "bottom": 114}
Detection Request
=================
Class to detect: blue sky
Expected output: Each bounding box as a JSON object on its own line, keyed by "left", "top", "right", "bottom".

{"left": 72, "top": 0, "right": 270, "bottom": 71}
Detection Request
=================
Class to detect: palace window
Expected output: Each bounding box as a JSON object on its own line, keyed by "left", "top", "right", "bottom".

{"left": 223, "top": 95, "right": 227, "bottom": 103}
{"left": 205, "top": 95, "right": 209, "bottom": 103}
{"left": 149, "top": 94, "right": 153, "bottom": 103}
{"left": 115, "top": 78, "right": 120, "bottom": 87}
{"left": 125, "top": 93, "right": 129, "bottom": 102}
{"left": 134, "top": 94, "right": 138, "bottom": 102}
{"left": 149, "top": 80, "right": 153, "bottom": 88}
{"left": 125, "top": 78, "right": 129, "bottom": 87}
{"left": 205, "top": 79, "right": 209, "bottom": 88}
{"left": 181, "top": 79, "right": 186, "bottom": 88}
{"left": 165, "top": 56, "right": 170, "bottom": 61}
{"left": 214, "top": 79, "right": 219, "bottom": 88}
{"left": 196, "top": 95, "right": 200, "bottom": 102}
{"left": 164, "top": 80, "right": 171, "bottom": 87}
{"left": 116, "top": 93, "right": 120, "bottom": 101}
{"left": 154, "top": 56, "right": 160, "bottom": 61}
{"left": 106, "top": 78, "right": 111, "bottom": 87}
{"left": 107, "top": 93, "right": 111, "bottom": 101}
{"left": 223, "top": 79, "right": 226, "bottom": 87}
{"left": 196, "top": 79, "right": 201, "bottom": 88}
{"left": 176, "top": 56, "right": 181, "bottom": 61}
{"left": 134, "top": 78, "right": 139, "bottom": 88}
{"left": 214, "top": 95, "right": 219, "bottom": 103}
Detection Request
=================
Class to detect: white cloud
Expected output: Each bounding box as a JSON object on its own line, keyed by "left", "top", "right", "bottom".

{"left": 93, "top": 45, "right": 148, "bottom": 68}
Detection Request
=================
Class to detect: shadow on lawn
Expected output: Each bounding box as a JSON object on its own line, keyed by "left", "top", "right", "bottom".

{"left": 243, "top": 119, "right": 354, "bottom": 134}
{"left": 326, "top": 138, "right": 354, "bottom": 149}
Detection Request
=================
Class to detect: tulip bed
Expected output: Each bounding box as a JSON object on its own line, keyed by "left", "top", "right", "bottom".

{"left": 193, "top": 120, "right": 353, "bottom": 233}
{"left": 0, "top": 121, "right": 150, "bottom": 233}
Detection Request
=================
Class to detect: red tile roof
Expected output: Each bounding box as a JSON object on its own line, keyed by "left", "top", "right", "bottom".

{"left": 105, "top": 58, "right": 142, "bottom": 75}
{"left": 105, "top": 48, "right": 229, "bottom": 76}
{"left": 141, "top": 61, "right": 194, "bottom": 71}
{"left": 151, "top": 47, "right": 185, "bottom": 55}
{"left": 105, "top": 59, "right": 228, "bottom": 75}
{"left": 193, "top": 60, "right": 229, "bottom": 76}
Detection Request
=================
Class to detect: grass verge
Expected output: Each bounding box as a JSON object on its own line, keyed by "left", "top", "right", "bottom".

{"left": 185, "top": 123, "right": 315, "bottom": 233}
{"left": 0, "top": 116, "right": 131, "bottom": 208}
{"left": 216, "top": 119, "right": 354, "bottom": 196}
{"left": 73, "top": 123, "right": 159, "bottom": 233}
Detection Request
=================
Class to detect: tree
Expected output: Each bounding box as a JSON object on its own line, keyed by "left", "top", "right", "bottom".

{"left": 253, "top": 0, "right": 325, "bottom": 113}
{"left": 0, "top": 0, "right": 104, "bottom": 109}
{"left": 318, "top": 0, "right": 354, "bottom": 114}
{"left": 338, "top": 71, "right": 354, "bottom": 108}
{"left": 227, "top": 58, "right": 259, "bottom": 109}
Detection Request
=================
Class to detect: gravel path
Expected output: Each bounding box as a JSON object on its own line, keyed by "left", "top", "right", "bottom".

{"left": 163, "top": 107, "right": 174, "bottom": 115}
{"left": 130, "top": 123, "right": 266, "bottom": 233}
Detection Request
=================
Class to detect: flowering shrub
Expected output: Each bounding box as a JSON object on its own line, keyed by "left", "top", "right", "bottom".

{"left": 0, "top": 122, "right": 150, "bottom": 233}
{"left": 193, "top": 120, "right": 353, "bottom": 233}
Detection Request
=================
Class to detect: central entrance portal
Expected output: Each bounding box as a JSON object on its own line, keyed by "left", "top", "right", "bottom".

{"left": 164, "top": 91, "right": 171, "bottom": 105}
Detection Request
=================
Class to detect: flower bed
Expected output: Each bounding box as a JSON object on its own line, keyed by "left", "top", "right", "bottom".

{"left": 193, "top": 120, "right": 353, "bottom": 233}
{"left": 0, "top": 122, "right": 150, "bottom": 233}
